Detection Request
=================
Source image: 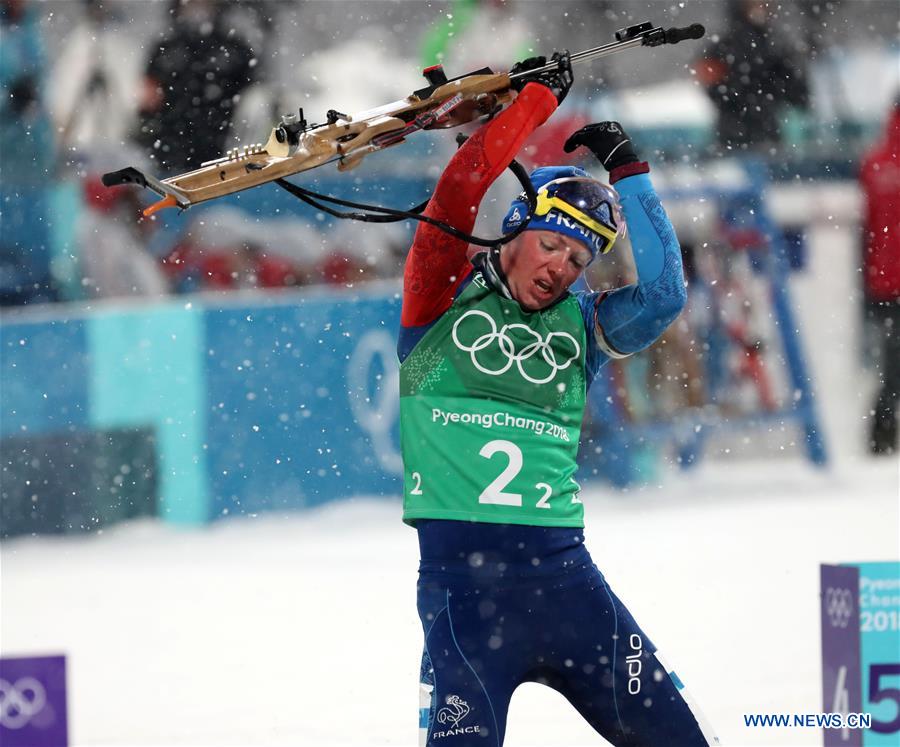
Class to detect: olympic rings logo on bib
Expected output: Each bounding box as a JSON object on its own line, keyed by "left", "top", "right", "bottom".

{"left": 451, "top": 309, "right": 580, "bottom": 384}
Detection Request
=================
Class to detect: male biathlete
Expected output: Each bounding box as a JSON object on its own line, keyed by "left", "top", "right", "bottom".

{"left": 398, "top": 55, "right": 718, "bottom": 747}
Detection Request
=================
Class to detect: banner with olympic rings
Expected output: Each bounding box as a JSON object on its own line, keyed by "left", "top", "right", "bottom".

{"left": 821, "top": 562, "right": 900, "bottom": 746}
{"left": 0, "top": 655, "right": 68, "bottom": 747}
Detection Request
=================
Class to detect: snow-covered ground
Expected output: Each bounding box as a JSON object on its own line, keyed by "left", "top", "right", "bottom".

{"left": 2, "top": 457, "right": 896, "bottom": 746}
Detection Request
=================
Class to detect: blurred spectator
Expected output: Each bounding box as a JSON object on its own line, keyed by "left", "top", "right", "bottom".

{"left": 420, "top": 0, "right": 531, "bottom": 70}
{"left": 161, "top": 213, "right": 304, "bottom": 293}
{"left": 79, "top": 175, "right": 169, "bottom": 299}
{"left": 195, "top": 242, "right": 303, "bottom": 290}
{"left": 859, "top": 97, "right": 900, "bottom": 456}
{"left": 317, "top": 252, "right": 368, "bottom": 286}
{"left": 135, "top": 0, "right": 256, "bottom": 173}
{"left": 48, "top": 0, "right": 141, "bottom": 159}
{"left": 311, "top": 221, "right": 389, "bottom": 286}
{"left": 695, "top": 0, "right": 809, "bottom": 153}
{"left": 0, "top": 0, "right": 58, "bottom": 305}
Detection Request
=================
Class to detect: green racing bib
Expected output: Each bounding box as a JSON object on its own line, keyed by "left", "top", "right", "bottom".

{"left": 400, "top": 273, "right": 588, "bottom": 528}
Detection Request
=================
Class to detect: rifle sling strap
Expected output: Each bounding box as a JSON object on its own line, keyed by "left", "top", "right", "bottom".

{"left": 273, "top": 157, "right": 537, "bottom": 248}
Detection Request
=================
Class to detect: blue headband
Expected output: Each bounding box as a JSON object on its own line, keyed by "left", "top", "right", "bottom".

{"left": 501, "top": 166, "right": 610, "bottom": 259}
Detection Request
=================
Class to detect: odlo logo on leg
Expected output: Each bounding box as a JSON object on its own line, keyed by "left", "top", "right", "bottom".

{"left": 433, "top": 695, "right": 481, "bottom": 740}
{"left": 626, "top": 634, "right": 643, "bottom": 695}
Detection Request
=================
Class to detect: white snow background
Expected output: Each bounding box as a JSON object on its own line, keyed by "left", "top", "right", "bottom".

{"left": 2, "top": 191, "right": 898, "bottom": 747}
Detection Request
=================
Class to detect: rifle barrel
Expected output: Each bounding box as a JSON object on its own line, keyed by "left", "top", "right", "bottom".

{"left": 569, "top": 35, "right": 649, "bottom": 66}
{"left": 507, "top": 23, "right": 705, "bottom": 80}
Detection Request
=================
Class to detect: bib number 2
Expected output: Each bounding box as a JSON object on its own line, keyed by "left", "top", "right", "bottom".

{"left": 478, "top": 440, "right": 553, "bottom": 510}
{"left": 478, "top": 440, "right": 523, "bottom": 506}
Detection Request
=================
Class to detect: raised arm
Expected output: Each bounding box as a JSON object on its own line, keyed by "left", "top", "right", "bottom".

{"left": 564, "top": 122, "right": 686, "bottom": 368}
{"left": 401, "top": 82, "right": 558, "bottom": 328}
{"left": 594, "top": 171, "right": 685, "bottom": 357}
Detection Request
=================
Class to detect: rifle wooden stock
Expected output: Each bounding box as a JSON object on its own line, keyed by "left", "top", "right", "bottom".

{"left": 103, "top": 21, "right": 705, "bottom": 216}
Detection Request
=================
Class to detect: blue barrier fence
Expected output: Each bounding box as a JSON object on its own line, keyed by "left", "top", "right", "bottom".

{"left": 1, "top": 287, "right": 404, "bottom": 534}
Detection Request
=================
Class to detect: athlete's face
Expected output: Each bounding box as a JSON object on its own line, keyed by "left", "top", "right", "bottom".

{"left": 501, "top": 230, "right": 592, "bottom": 311}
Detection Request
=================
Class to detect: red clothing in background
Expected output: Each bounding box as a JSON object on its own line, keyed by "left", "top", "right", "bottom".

{"left": 859, "top": 105, "right": 900, "bottom": 303}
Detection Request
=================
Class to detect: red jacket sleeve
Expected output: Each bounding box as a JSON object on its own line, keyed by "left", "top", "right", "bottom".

{"left": 401, "top": 83, "right": 557, "bottom": 327}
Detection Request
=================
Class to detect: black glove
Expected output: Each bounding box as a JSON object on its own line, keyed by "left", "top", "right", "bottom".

{"left": 563, "top": 121, "right": 639, "bottom": 171}
{"left": 509, "top": 51, "right": 573, "bottom": 105}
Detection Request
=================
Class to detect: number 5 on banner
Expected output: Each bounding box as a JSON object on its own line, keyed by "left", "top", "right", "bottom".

{"left": 869, "top": 664, "right": 900, "bottom": 734}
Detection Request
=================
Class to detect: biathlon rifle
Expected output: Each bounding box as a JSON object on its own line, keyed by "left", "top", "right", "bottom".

{"left": 102, "top": 21, "right": 705, "bottom": 221}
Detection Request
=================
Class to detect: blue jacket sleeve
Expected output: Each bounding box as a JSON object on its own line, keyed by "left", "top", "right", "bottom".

{"left": 591, "top": 172, "right": 686, "bottom": 361}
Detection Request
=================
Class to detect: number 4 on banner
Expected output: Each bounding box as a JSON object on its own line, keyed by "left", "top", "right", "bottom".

{"left": 833, "top": 665, "right": 851, "bottom": 742}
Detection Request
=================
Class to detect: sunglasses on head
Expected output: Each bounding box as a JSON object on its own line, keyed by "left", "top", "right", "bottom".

{"left": 532, "top": 178, "right": 622, "bottom": 254}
